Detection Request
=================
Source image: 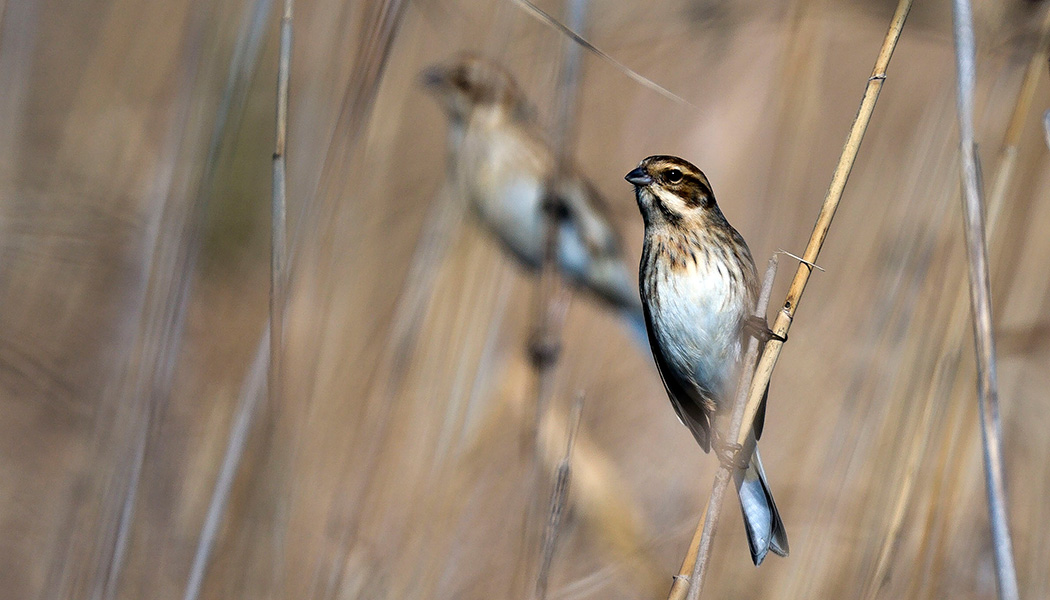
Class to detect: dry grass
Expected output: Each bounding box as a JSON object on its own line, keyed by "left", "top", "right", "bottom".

{"left": 2, "top": 1, "right": 1050, "bottom": 599}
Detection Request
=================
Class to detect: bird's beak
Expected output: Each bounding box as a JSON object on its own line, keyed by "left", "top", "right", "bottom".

{"left": 625, "top": 166, "right": 653, "bottom": 186}
{"left": 421, "top": 65, "right": 445, "bottom": 89}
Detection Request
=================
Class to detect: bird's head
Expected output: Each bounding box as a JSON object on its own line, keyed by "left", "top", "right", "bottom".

{"left": 421, "top": 54, "right": 530, "bottom": 123}
{"left": 625, "top": 155, "right": 718, "bottom": 227}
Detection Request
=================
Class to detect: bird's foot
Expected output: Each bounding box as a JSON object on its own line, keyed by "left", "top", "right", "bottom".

{"left": 711, "top": 430, "right": 751, "bottom": 471}
{"left": 744, "top": 315, "right": 787, "bottom": 344}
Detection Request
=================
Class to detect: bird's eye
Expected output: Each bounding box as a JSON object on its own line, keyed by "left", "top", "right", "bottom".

{"left": 666, "top": 169, "right": 683, "bottom": 183}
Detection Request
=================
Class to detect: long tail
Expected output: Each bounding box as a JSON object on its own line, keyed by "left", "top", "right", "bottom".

{"left": 733, "top": 439, "right": 789, "bottom": 565}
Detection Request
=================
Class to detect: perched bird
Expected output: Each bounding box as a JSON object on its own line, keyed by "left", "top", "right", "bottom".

{"left": 422, "top": 55, "right": 647, "bottom": 342}
{"left": 626, "top": 155, "right": 788, "bottom": 565}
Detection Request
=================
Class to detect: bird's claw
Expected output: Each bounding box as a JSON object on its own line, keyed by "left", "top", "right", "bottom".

{"left": 744, "top": 315, "right": 786, "bottom": 344}
{"left": 711, "top": 431, "right": 751, "bottom": 471}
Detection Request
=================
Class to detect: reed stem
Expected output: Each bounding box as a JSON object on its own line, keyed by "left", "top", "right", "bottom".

{"left": 950, "top": 1, "right": 1020, "bottom": 598}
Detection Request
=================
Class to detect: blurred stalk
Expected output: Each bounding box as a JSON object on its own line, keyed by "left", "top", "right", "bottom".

{"left": 294, "top": 0, "right": 409, "bottom": 413}
{"left": 511, "top": 0, "right": 690, "bottom": 106}
{"left": 529, "top": 0, "right": 587, "bottom": 438}
{"left": 950, "top": 1, "right": 1019, "bottom": 599}
{"left": 178, "top": 0, "right": 282, "bottom": 596}
{"left": 673, "top": 1, "right": 912, "bottom": 597}
{"left": 92, "top": 4, "right": 213, "bottom": 599}
{"left": 757, "top": 0, "right": 830, "bottom": 242}
{"left": 734, "top": 0, "right": 910, "bottom": 475}
{"left": 534, "top": 395, "right": 584, "bottom": 600}
{"left": 465, "top": 351, "right": 666, "bottom": 595}
{"left": 313, "top": 184, "right": 465, "bottom": 600}
{"left": 863, "top": 15, "right": 1050, "bottom": 600}
{"left": 184, "top": 327, "right": 269, "bottom": 600}
{"left": 270, "top": 0, "right": 292, "bottom": 434}
{"left": 518, "top": 0, "right": 587, "bottom": 596}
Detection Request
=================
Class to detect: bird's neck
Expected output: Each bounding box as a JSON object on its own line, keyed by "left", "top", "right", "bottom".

{"left": 446, "top": 106, "right": 511, "bottom": 145}
{"left": 643, "top": 215, "right": 736, "bottom": 271}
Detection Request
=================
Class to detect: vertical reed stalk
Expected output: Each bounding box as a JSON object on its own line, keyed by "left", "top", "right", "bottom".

{"left": 950, "top": 2, "right": 1019, "bottom": 598}
{"left": 534, "top": 395, "right": 584, "bottom": 600}
{"left": 270, "top": 0, "right": 292, "bottom": 448}
{"left": 529, "top": 0, "right": 587, "bottom": 433}
{"left": 865, "top": 16, "right": 1050, "bottom": 598}
{"left": 518, "top": 3, "right": 588, "bottom": 596}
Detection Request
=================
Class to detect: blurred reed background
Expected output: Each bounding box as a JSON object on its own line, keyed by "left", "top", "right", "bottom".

{"left": 1, "top": 0, "right": 1049, "bottom": 598}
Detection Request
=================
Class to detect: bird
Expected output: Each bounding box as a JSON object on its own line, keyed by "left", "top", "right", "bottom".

{"left": 626, "top": 155, "right": 788, "bottom": 565}
{"left": 422, "top": 54, "right": 648, "bottom": 343}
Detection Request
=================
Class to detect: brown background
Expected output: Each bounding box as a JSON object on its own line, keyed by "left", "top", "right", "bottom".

{"left": 1, "top": 0, "right": 1049, "bottom": 598}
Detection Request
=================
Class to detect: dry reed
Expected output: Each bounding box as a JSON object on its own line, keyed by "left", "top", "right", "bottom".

{"left": 270, "top": 0, "right": 292, "bottom": 430}
{"left": 519, "top": 2, "right": 589, "bottom": 594}
{"left": 950, "top": 1, "right": 1019, "bottom": 598}
{"left": 534, "top": 394, "right": 585, "bottom": 600}
{"left": 860, "top": 14, "right": 1050, "bottom": 599}
{"left": 13, "top": 3, "right": 1050, "bottom": 599}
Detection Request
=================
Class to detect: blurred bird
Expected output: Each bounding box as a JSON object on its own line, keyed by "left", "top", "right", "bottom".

{"left": 626, "top": 155, "right": 788, "bottom": 565}
{"left": 422, "top": 55, "right": 647, "bottom": 343}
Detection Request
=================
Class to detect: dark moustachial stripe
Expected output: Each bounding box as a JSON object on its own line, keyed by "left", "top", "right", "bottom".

{"left": 680, "top": 173, "right": 713, "bottom": 208}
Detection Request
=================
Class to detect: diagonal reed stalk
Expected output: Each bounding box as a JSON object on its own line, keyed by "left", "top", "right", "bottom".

{"left": 511, "top": 0, "right": 693, "bottom": 107}
{"left": 671, "top": 2, "right": 913, "bottom": 598}
{"left": 950, "top": 1, "right": 1019, "bottom": 599}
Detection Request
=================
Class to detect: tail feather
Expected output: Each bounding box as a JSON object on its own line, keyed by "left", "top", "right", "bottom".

{"left": 734, "top": 441, "right": 788, "bottom": 565}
